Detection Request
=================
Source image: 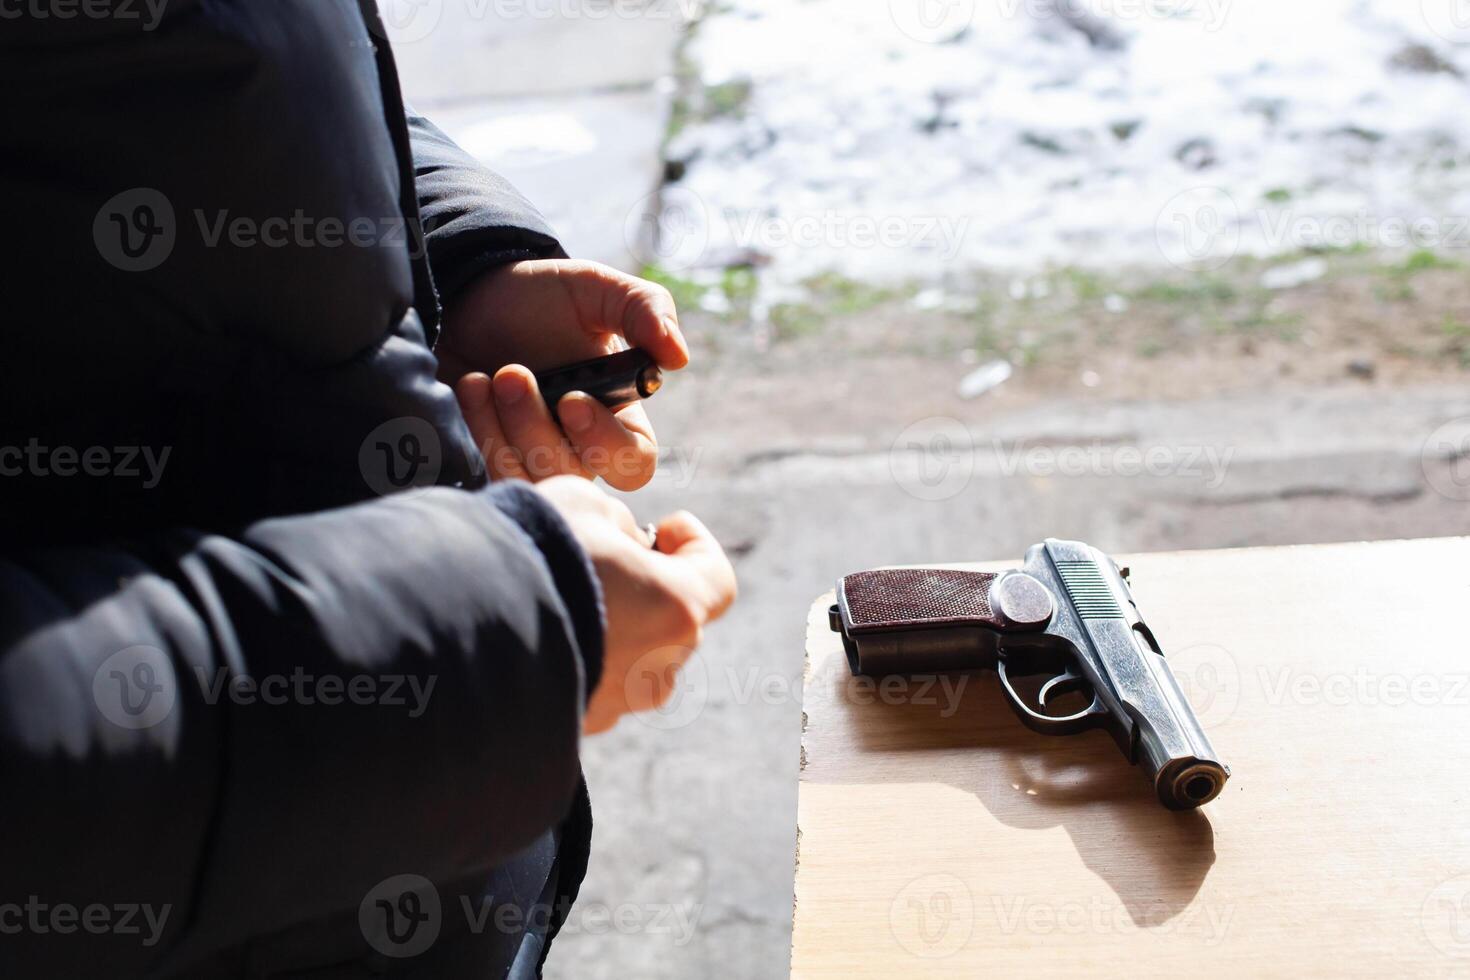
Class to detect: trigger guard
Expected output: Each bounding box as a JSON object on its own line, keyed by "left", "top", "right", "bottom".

{"left": 996, "top": 659, "right": 1107, "bottom": 736}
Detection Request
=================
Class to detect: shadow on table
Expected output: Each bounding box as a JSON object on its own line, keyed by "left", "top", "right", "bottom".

{"left": 815, "top": 656, "right": 1216, "bottom": 927}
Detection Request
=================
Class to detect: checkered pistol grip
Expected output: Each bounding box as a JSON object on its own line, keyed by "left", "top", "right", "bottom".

{"left": 838, "top": 568, "right": 1005, "bottom": 633}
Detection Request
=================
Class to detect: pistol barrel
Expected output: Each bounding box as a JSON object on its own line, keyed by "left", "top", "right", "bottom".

{"left": 1030, "top": 538, "right": 1229, "bottom": 810}
{"left": 1129, "top": 629, "right": 1229, "bottom": 808}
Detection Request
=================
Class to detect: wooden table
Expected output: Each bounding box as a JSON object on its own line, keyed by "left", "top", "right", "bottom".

{"left": 794, "top": 537, "right": 1470, "bottom": 977}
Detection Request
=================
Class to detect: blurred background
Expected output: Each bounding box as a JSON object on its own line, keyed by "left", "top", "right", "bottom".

{"left": 386, "top": 0, "right": 1470, "bottom": 975}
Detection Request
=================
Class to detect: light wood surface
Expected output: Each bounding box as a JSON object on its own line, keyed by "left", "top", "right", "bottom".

{"left": 794, "top": 537, "right": 1470, "bottom": 977}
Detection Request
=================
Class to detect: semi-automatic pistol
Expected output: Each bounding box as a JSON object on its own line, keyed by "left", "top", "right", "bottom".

{"left": 828, "top": 538, "right": 1229, "bottom": 809}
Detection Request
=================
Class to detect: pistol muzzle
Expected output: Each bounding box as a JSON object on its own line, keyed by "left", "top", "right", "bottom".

{"left": 1153, "top": 758, "right": 1228, "bottom": 809}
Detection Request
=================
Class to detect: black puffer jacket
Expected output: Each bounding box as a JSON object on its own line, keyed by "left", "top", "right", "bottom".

{"left": 0, "top": 3, "right": 601, "bottom": 977}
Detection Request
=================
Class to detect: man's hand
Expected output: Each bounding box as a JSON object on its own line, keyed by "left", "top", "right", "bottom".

{"left": 534, "top": 477, "right": 737, "bottom": 735}
{"left": 440, "top": 259, "right": 689, "bottom": 491}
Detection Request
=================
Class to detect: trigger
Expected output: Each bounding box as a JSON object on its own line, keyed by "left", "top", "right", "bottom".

{"left": 1038, "top": 669, "right": 1085, "bottom": 708}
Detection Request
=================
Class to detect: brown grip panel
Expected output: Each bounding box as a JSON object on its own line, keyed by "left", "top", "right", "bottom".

{"left": 840, "top": 568, "right": 1002, "bottom": 633}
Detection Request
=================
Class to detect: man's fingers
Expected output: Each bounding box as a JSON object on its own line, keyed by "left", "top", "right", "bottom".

{"left": 652, "top": 510, "right": 738, "bottom": 622}
{"left": 455, "top": 372, "right": 529, "bottom": 481}
{"left": 618, "top": 278, "right": 690, "bottom": 370}
{"left": 557, "top": 393, "right": 658, "bottom": 491}
{"left": 491, "top": 366, "right": 589, "bottom": 482}
{"left": 561, "top": 262, "right": 690, "bottom": 370}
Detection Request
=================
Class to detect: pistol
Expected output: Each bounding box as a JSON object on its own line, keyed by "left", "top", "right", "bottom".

{"left": 828, "top": 538, "right": 1229, "bottom": 810}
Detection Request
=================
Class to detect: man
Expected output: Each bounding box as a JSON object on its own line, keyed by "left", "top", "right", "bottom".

{"left": 0, "top": 2, "right": 735, "bottom": 977}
